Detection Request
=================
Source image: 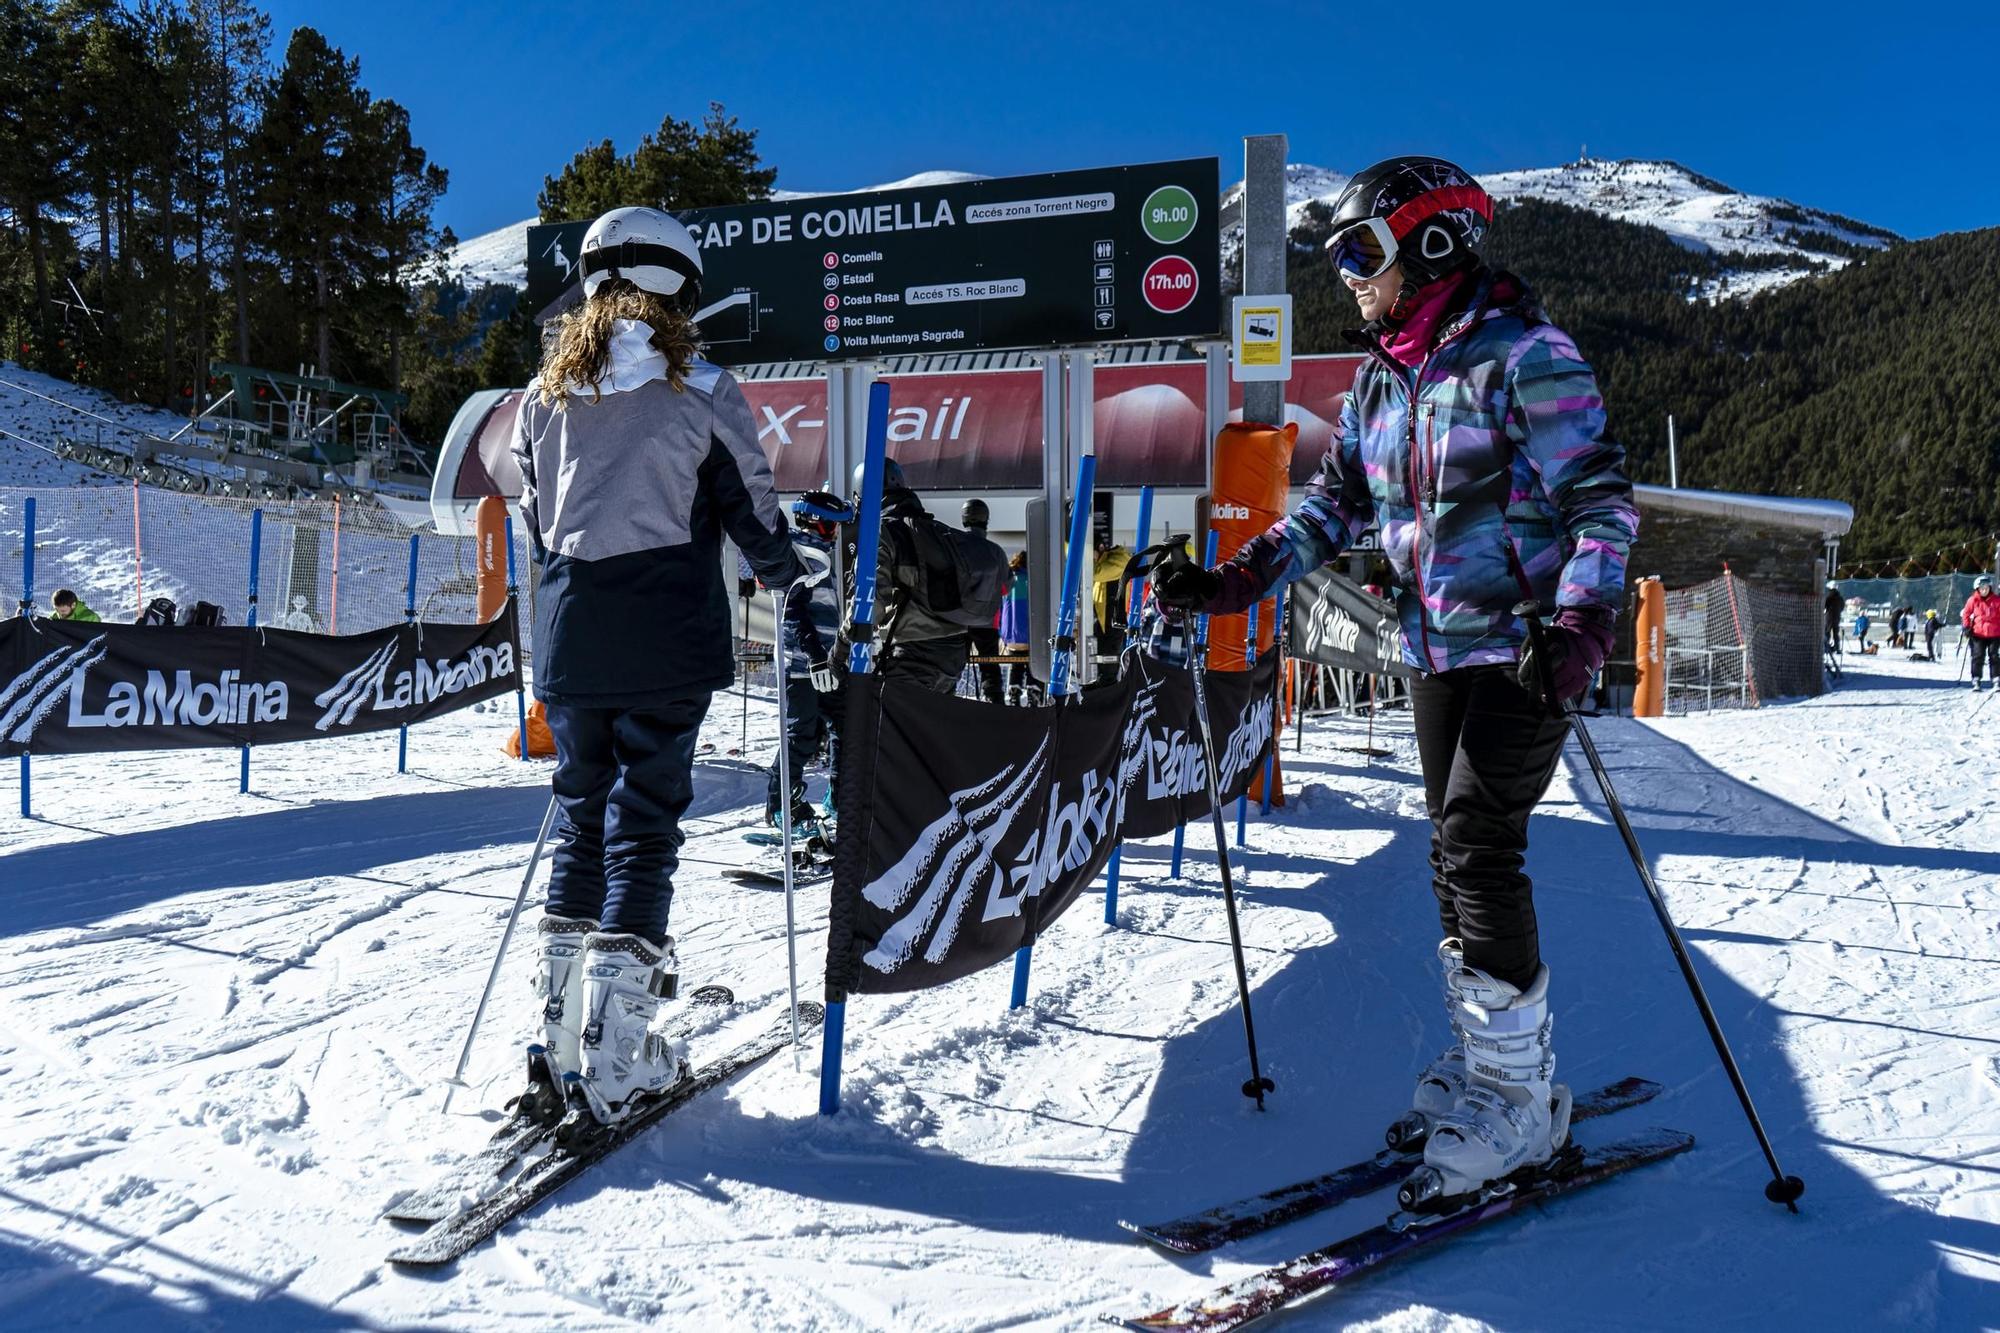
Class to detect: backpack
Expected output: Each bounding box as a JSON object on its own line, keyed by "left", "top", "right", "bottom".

{"left": 138, "top": 596, "right": 179, "bottom": 626}
{"left": 187, "top": 600, "right": 226, "bottom": 627}
{"left": 900, "top": 514, "right": 1008, "bottom": 628}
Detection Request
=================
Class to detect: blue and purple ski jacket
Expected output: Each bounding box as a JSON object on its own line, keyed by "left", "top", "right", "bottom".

{"left": 1215, "top": 270, "right": 1637, "bottom": 673}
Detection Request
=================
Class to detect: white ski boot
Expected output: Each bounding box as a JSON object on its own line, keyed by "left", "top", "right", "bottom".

{"left": 1385, "top": 938, "right": 1470, "bottom": 1153}
{"left": 520, "top": 914, "right": 594, "bottom": 1122}
{"left": 1398, "top": 963, "right": 1574, "bottom": 1213}
{"left": 575, "top": 932, "right": 689, "bottom": 1123}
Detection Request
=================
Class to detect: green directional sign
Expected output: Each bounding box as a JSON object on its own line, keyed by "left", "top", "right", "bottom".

{"left": 1141, "top": 184, "right": 1199, "bottom": 245}
{"left": 525, "top": 159, "right": 1221, "bottom": 365}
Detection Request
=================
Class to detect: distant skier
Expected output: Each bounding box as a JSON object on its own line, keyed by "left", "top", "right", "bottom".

{"left": 1923, "top": 608, "right": 1942, "bottom": 661}
{"left": 768, "top": 489, "right": 850, "bottom": 836}
{"left": 512, "top": 205, "right": 802, "bottom": 1124}
{"left": 1156, "top": 156, "right": 1637, "bottom": 1209}
{"left": 1823, "top": 581, "right": 1843, "bottom": 654}
{"left": 1854, "top": 609, "right": 1871, "bottom": 652}
{"left": 1961, "top": 576, "right": 2000, "bottom": 689}
{"left": 999, "top": 551, "right": 1039, "bottom": 704}
{"left": 846, "top": 458, "right": 997, "bottom": 696}
{"left": 50, "top": 589, "right": 100, "bottom": 622}
{"left": 960, "top": 498, "right": 1008, "bottom": 704}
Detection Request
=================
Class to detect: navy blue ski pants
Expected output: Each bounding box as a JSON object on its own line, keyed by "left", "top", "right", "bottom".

{"left": 544, "top": 696, "right": 709, "bottom": 945}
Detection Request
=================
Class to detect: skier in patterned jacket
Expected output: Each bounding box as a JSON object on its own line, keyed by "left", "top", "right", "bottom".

{"left": 1157, "top": 156, "right": 1638, "bottom": 1208}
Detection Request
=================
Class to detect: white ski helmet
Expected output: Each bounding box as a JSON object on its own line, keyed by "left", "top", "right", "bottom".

{"left": 579, "top": 206, "right": 703, "bottom": 311}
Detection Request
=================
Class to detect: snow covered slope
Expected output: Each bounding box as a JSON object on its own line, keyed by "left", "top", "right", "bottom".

{"left": 1, "top": 643, "right": 1993, "bottom": 1329}
{"left": 0, "top": 364, "right": 192, "bottom": 488}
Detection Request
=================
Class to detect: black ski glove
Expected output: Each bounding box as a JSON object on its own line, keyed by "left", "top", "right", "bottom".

{"left": 1154, "top": 559, "right": 1223, "bottom": 611}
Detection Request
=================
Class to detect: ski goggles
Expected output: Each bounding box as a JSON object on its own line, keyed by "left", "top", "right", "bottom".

{"left": 1325, "top": 217, "right": 1399, "bottom": 280}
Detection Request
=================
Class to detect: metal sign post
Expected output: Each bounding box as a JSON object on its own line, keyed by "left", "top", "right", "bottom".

{"left": 1240, "top": 134, "right": 1289, "bottom": 429}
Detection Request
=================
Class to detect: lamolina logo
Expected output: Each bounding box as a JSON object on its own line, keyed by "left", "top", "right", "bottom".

{"left": 316, "top": 639, "right": 516, "bottom": 731}
{"left": 0, "top": 637, "right": 110, "bottom": 744}
{"left": 861, "top": 697, "right": 1151, "bottom": 979}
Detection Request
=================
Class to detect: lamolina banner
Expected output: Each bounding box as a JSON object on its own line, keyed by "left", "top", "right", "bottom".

{"left": 826, "top": 652, "right": 1277, "bottom": 997}
{"left": 0, "top": 602, "right": 521, "bottom": 757}
{"left": 1287, "top": 570, "right": 1414, "bottom": 678}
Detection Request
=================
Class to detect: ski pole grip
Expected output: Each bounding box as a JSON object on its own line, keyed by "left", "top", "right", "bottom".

{"left": 1512, "top": 599, "right": 1566, "bottom": 718}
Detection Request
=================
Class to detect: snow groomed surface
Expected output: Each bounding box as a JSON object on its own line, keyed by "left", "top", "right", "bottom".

{"left": 1, "top": 649, "right": 1995, "bottom": 1328}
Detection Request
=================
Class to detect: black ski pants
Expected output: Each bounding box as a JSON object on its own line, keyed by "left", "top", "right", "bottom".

{"left": 1410, "top": 664, "right": 1570, "bottom": 992}
{"left": 544, "top": 696, "right": 709, "bottom": 946}
{"left": 1970, "top": 635, "right": 2000, "bottom": 681}
{"left": 882, "top": 633, "right": 970, "bottom": 696}
{"left": 766, "top": 674, "right": 829, "bottom": 813}
{"left": 967, "top": 625, "right": 1004, "bottom": 704}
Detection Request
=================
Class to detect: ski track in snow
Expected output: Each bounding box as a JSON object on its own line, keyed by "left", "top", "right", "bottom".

{"left": 0, "top": 653, "right": 1997, "bottom": 1329}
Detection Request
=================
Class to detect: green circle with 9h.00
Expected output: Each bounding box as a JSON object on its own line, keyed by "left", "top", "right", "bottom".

{"left": 1142, "top": 185, "right": 1198, "bottom": 245}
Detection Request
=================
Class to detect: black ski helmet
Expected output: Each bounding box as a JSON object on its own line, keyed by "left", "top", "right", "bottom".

{"left": 851, "top": 457, "right": 907, "bottom": 498}
{"left": 961, "top": 498, "right": 990, "bottom": 529}
{"left": 1327, "top": 156, "right": 1492, "bottom": 304}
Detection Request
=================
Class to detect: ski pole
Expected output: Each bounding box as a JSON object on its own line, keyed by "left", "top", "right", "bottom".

{"left": 1516, "top": 600, "right": 1804, "bottom": 1212}
{"left": 1188, "top": 531, "right": 1274, "bottom": 1109}
{"left": 442, "top": 794, "right": 561, "bottom": 1113}
{"left": 771, "top": 588, "right": 803, "bottom": 1057}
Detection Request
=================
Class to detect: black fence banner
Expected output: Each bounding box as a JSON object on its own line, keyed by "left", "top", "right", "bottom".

{"left": 1287, "top": 570, "right": 1413, "bottom": 678}
{"left": 1116, "top": 652, "right": 1277, "bottom": 839}
{"left": 0, "top": 601, "right": 521, "bottom": 758}
{"left": 826, "top": 652, "right": 1276, "bottom": 997}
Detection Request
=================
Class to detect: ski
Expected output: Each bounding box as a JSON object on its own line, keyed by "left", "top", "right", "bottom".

{"left": 384, "top": 984, "right": 737, "bottom": 1225}
{"left": 387, "top": 1001, "right": 824, "bottom": 1266}
{"left": 1107, "top": 1128, "right": 1695, "bottom": 1331}
{"left": 1120, "top": 1076, "right": 1661, "bottom": 1254}
{"left": 726, "top": 864, "right": 832, "bottom": 889}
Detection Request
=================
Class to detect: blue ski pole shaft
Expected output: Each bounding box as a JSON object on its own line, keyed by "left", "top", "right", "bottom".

{"left": 1261, "top": 585, "right": 1284, "bottom": 816}
{"left": 398, "top": 533, "right": 419, "bottom": 773}
{"left": 1238, "top": 601, "right": 1256, "bottom": 847}
{"left": 1015, "top": 450, "right": 1097, "bottom": 1005}
{"left": 19, "top": 497, "right": 34, "bottom": 817}
{"left": 1104, "top": 486, "right": 1153, "bottom": 926}
{"left": 504, "top": 518, "right": 527, "bottom": 762}
{"left": 239, "top": 509, "right": 263, "bottom": 794}
{"left": 822, "top": 381, "right": 891, "bottom": 1117}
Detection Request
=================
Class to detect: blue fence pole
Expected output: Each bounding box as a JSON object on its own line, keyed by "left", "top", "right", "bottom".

{"left": 1238, "top": 600, "right": 1258, "bottom": 847}
{"left": 821, "top": 380, "right": 892, "bottom": 1118}
{"left": 397, "top": 533, "right": 420, "bottom": 773}
{"left": 1185, "top": 530, "right": 1221, "bottom": 869}
{"left": 238, "top": 509, "right": 262, "bottom": 794}
{"left": 503, "top": 517, "right": 527, "bottom": 763}
{"left": 1104, "top": 485, "right": 1154, "bottom": 926}
{"left": 1261, "top": 584, "right": 1285, "bottom": 816}
{"left": 19, "top": 497, "right": 35, "bottom": 817}
{"left": 1013, "top": 450, "right": 1096, "bottom": 1010}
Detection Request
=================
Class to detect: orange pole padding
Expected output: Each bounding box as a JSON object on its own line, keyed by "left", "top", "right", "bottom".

{"left": 1632, "top": 577, "right": 1666, "bottom": 718}
{"left": 474, "top": 495, "right": 509, "bottom": 622}
{"left": 505, "top": 699, "right": 557, "bottom": 759}
{"left": 132, "top": 478, "right": 143, "bottom": 618}
{"left": 330, "top": 497, "right": 342, "bottom": 634}
{"left": 1207, "top": 420, "right": 1298, "bottom": 672}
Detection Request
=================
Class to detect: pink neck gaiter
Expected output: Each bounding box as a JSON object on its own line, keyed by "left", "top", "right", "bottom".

{"left": 1380, "top": 271, "right": 1472, "bottom": 369}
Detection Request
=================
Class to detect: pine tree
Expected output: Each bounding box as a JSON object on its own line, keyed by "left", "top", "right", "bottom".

{"left": 537, "top": 102, "right": 776, "bottom": 221}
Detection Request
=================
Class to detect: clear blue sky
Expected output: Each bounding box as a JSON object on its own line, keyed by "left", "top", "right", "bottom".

{"left": 260, "top": 0, "right": 1995, "bottom": 244}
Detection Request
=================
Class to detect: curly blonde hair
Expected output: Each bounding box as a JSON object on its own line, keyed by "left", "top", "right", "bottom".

{"left": 536, "top": 278, "right": 701, "bottom": 408}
